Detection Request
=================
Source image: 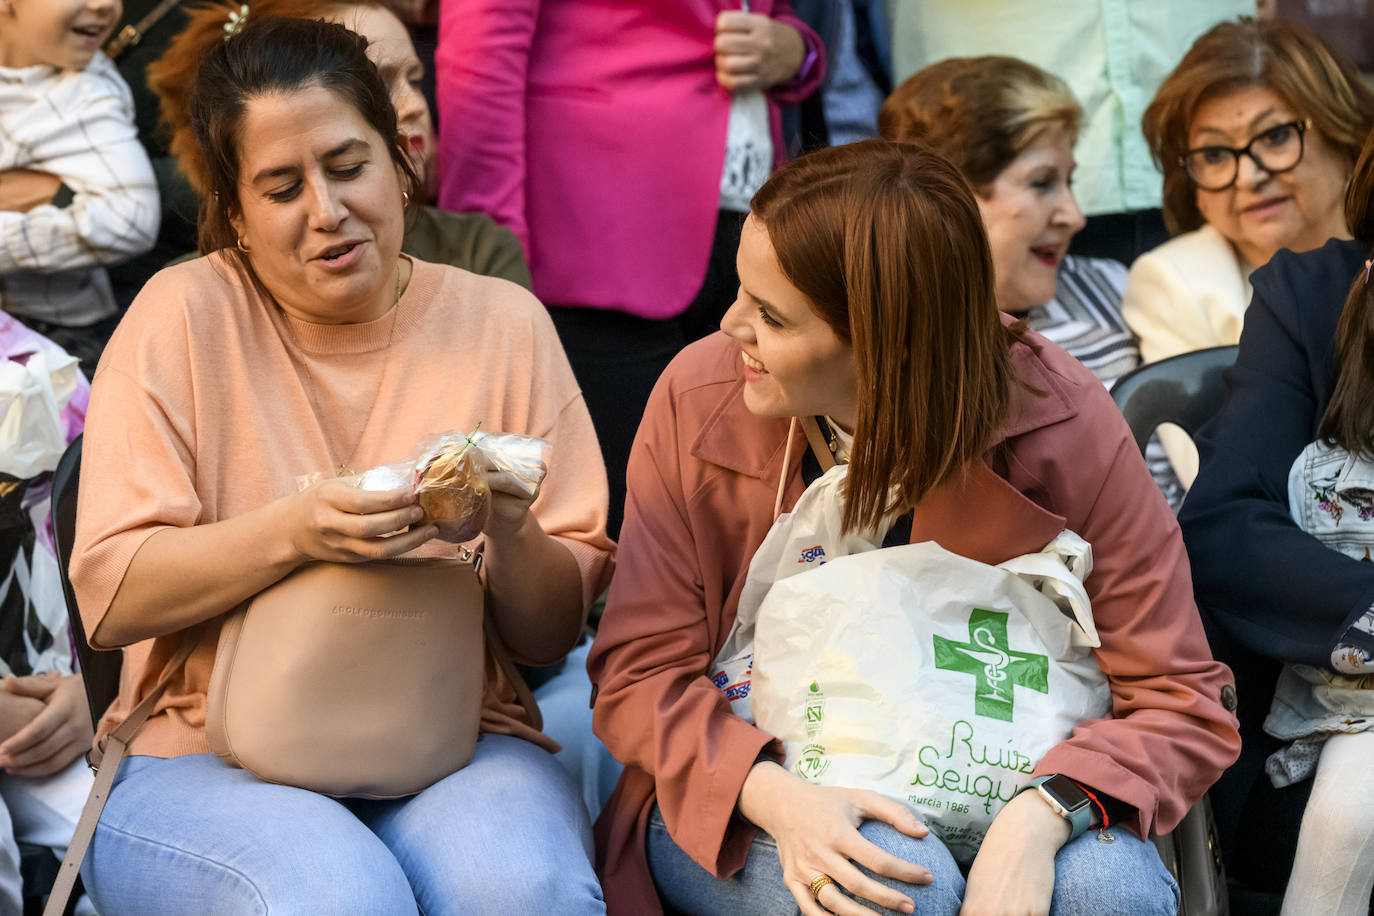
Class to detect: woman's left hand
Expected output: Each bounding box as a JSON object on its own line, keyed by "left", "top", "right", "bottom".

{"left": 959, "top": 791, "right": 1069, "bottom": 916}
{"left": 482, "top": 464, "right": 544, "bottom": 542}
{"left": 714, "top": 12, "right": 806, "bottom": 92}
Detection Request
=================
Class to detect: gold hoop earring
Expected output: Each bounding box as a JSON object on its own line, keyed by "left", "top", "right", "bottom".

{"left": 237, "top": 236, "right": 250, "bottom": 254}
{"left": 401, "top": 190, "right": 410, "bottom": 208}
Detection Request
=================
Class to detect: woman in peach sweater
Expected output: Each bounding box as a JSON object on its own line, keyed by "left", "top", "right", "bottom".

{"left": 69, "top": 18, "right": 612, "bottom": 914}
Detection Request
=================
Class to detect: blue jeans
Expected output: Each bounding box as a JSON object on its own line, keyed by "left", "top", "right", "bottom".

{"left": 82, "top": 735, "right": 605, "bottom": 915}
{"left": 535, "top": 640, "right": 623, "bottom": 820}
{"left": 646, "top": 804, "right": 1178, "bottom": 915}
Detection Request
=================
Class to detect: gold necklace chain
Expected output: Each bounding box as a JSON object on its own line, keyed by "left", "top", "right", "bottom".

{"left": 276, "top": 263, "right": 406, "bottom": 477}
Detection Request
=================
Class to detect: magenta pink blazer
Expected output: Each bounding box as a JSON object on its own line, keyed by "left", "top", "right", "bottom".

{"left": 435, "top": 0, "right": 824, "bottom": 321}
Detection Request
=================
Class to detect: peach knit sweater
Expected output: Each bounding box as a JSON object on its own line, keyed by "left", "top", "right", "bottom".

{"left": 70, "top": 253, "right": 614, "bottom": 758}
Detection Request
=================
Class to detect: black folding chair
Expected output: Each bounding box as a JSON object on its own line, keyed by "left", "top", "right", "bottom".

{"left": 50, "top": 436, "right": 121, "bottom": 734}
{"left": 1110, "top": 346, "right": 1237, "bottom": 454}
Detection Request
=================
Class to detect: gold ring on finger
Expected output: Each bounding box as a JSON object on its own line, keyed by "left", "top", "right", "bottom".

{"left": 809, "top": 874, "right": 835, "bottom": 899}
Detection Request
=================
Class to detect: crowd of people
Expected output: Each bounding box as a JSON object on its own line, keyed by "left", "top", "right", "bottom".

{"left": 3, "top": 0, "right": 1374, "bottom": 913}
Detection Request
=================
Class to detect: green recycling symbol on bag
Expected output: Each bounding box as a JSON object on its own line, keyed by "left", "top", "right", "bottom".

{"left": 933, "top": 608, "right": 1049, "bottom": 722}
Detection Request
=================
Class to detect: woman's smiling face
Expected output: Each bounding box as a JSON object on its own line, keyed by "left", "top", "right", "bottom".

{"left": 0, "top": 0, "right": 120, "bottom": 70}
{"left": 229, "top": 84, "right": 407, "bottom": 324}
{"left": 975, "top": 126, "right": 1085, "bottom": 313}
{"left": 720, "top": 215, "right": 859, "bottom": 429}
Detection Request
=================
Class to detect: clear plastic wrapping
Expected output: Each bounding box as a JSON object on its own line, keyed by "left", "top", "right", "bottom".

{"left": 304, "top": 426, "right": 549, "bottom": 543}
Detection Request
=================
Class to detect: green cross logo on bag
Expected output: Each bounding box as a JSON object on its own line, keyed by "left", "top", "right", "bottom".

{"left": 933, "top": 608, "right": 1049, "bottom": 722}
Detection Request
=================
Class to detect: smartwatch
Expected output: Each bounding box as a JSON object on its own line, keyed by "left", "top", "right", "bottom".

{"left": 1019, "top": 774, "right": 1093, "bottom": 841}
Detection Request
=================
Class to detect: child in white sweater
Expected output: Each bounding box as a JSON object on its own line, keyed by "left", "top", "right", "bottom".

{"left": 0, "top": 0, "right": 158, "bottom": 377}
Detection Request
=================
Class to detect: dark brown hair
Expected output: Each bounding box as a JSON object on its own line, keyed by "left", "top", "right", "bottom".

{"left": 148, "top": 0, "right": 382, "bottom": 197}
{"left": 751, "top": 139, "right": 1021, "bottom": 533}
{"left": 183, "top": 13, "right": 418, "bottom": 270}
{"left": 1143, "top": 16, "right": 1374, "bottom": 235}
{"left": 1318, "top": 126, "right": 1374, "bottom": 456}
{"left": 876, "top": 56, "right": 1081, "bottom": 192}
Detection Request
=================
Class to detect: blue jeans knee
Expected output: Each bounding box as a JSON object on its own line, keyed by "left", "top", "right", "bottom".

{"left": 1050, "top": 828, "right": 1179, "bottom": 916}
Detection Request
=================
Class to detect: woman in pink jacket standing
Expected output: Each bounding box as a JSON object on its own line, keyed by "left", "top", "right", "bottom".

{"left": 436, "top": 0, "right": 824, "bottom": 537}
{"left": 588, "top": 140, "right": 1240, "bottom": 915}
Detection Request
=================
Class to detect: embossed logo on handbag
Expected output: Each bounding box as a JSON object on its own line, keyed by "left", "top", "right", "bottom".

{"left": 329, "top": 605, "right": 425, "bottom": 620}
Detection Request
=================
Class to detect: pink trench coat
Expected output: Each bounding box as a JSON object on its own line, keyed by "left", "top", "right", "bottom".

{"left": 587, "top": 329, "right": 1242, "bottom": 915}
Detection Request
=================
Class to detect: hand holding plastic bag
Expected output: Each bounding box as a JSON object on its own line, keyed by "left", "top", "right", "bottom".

{"left": 345, "top": 426, "right": 550, "bottom": 543}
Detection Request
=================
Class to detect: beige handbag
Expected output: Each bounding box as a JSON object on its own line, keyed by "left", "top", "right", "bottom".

{"left": 46, "top": 549, "right": 541, "bottom": 915}
{"left": 205, "top": 555, "right": 487, "bottom": 799}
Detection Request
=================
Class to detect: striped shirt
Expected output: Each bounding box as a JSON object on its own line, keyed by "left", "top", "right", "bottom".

{"left": 0, "top": 52, "right": 158, "bottom": 326}
{"left": 1028, "top": 255, "right": 1184, "bottom": 510}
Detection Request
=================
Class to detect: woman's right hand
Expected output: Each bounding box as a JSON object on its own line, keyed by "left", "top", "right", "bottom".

{"left": 738, "top": 761, "right": 932, "bottom": 915}
{"left": 284, "top": 479, "right": 437, "bottom": 563}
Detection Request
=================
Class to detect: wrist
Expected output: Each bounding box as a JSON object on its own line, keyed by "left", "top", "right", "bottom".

{"left": 272, "top": 492, "right": 315, "bottom": 569}
{"left": 482, "top": 501, "right": 535, "bottom": 546}
{"left": 1004, "top": 789, "right": 1073, "bottom": 847}
{"left": 738, "top": 759, "right": 787, "bottom": 830}
{"left": 766, "top": 21, "right": 807, "bottom": 87}
{"left": 1016, "top": 775, "right": 1092, "bottom": 844}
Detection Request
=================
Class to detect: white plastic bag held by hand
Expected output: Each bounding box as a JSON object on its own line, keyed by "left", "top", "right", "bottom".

{"left": 750, "top": 526, "right": 1109, "bottom": 866}
{"left": 0, "top": 346, "right": 81, "bottom": 479}
{"left": 710, "top": 465, "right": 900, "bottom": 721}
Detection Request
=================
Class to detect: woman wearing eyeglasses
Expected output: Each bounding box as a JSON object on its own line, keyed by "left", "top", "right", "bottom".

{"left": 1122, "top": 16, "right": 1374, "bottom": 488}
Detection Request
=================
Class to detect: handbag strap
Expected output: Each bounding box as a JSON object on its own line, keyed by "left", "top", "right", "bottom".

{"left": 469, "top": 544, "right": 541, "bottom": 731}
{"left": 772, "top": 417, "right": 841, "bottom": 521}
{"left": 483, "top": 614, "right": 542, "bottom": 732}
{"left": 801, "top": 415, "right": 839, "bottom": 472}
{"left": 43, "top": 632, "right": 198, "bottom": 916}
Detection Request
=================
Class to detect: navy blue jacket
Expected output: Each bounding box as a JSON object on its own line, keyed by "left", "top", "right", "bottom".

{"left": 1181, "top": 237, "right": 1373, "bottom": 667}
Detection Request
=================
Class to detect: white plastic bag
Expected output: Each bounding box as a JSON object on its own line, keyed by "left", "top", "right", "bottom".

{"left": 725, "top": 466, "right": 1110, "bottom": 864}
{"left": 710, "top": 466, "right": 901, "bottom": 720}
{"left": 0, "top": 346, "right": 81, "bottom": 479}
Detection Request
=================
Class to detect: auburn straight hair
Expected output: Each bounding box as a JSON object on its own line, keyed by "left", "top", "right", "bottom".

{"left": 1319, "top": 126, "right": 1374, "bottom": 456}
{"left": 751, "top": 140, "right": 1021, "bottom": 533}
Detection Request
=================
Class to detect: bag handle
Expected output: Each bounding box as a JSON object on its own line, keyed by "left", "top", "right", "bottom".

{"left": 43, "top": 632, "right": 198, "bottom": 916}
{"left": 772, "top": 416, "right": 840, "bottom": 521}
{"left": 483, "top": 615, "right": 542, "bottom": 732}
{"left": 801, "top": 416, "right": 839, "bottom": 473}
{"left": 468, "top": 544, "right": 541, "bottom": 731}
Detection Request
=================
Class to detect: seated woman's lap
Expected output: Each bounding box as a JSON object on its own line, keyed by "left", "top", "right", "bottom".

{"left": 84, "top": 735, "right": 604, "bottom": 916}
{"left": 646, "top": 803, "right": 964, "bottom": 916}
{"left": 646, "top": 803, "right": 1177, "bottom": 916}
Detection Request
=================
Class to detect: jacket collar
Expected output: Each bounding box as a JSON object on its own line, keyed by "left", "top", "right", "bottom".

{"left": 689, "top": 335, "right": 1073, "bottom": 564}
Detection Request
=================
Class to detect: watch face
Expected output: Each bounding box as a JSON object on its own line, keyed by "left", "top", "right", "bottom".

{"left": 1042, "top": 775, "right": 1091, "bottom": 812}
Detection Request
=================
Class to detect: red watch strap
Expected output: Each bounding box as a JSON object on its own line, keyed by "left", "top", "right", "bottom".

{"left": 1072, "top": 780, "right": 1109, "bottom": 830}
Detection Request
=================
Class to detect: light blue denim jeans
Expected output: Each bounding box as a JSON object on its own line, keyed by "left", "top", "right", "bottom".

{"left": 535, "top": 640, "right": 623, "bottom": 820}
{"left": 82, "top": 735, "right": 605, "bottom": 915}
{"left": 646, "top": 804, "right": 1179, "bottom": 915}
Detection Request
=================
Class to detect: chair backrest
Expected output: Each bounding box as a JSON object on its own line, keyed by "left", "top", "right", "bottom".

{"left": 1110, "top": 346, "right": 1238, "bottom": 456}
{"left": 50, "top": 435, "right": 122, "bottom": 731}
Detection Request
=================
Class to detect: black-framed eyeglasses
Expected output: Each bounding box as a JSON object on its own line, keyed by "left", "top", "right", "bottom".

{"left": 1180, "top": 119, "right": 1312, "bottom": 192}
